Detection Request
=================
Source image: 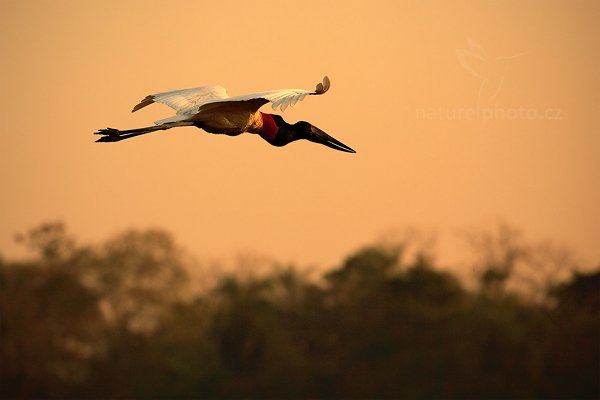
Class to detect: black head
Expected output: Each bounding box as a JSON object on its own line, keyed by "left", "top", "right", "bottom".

{"left": 272, "top": 119, "right": 355, "bottom": 153}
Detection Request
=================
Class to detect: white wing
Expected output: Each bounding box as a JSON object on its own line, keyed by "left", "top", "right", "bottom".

{"left": 193, "top": 76, "right": 331, "bottom": 116}
{"left": 132, "top": 85, "right": 229, "bottom": 115}
{"left": 132, "top": 76, "right": 331, "bottom": 124}
{"left": 222, "top": 89, "right": 310, "bottom": 112}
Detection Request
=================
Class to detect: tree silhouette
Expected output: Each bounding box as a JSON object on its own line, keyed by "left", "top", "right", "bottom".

{"left": 1, "top": 223, "right": 598, "bottom": 399}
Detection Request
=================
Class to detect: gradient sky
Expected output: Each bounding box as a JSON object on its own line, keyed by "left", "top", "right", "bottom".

{"left": 1, "top": 0, "right": 598, "bottom": 270}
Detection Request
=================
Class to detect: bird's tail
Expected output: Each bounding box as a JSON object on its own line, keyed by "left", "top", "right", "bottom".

{"left": 94, "top": 122, "right": 194, "bottom": 142}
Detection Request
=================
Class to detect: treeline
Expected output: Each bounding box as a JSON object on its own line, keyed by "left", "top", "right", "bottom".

{"left": 1, "top": 223, "right": 598, "bottom": 399}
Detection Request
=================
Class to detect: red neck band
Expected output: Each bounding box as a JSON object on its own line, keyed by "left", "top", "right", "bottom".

{"left": 259, "top": 112, "right": 279, "bottom": 142}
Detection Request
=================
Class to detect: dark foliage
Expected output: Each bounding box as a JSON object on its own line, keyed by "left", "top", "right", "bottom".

{"left": 1, "top": 223, "right": 598, "bottom": 399}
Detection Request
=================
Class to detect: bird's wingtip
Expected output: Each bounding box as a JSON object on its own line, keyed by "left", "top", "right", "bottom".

{"left": 314, "top": 76, "right": 331, "bottom": 95}
{"left": 131, "top": 95, "right": 155, "bottom": 113}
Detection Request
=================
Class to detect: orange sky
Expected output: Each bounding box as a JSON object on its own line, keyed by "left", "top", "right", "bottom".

{"left": 1, "top": 0, "right": 598, "bottom": 269}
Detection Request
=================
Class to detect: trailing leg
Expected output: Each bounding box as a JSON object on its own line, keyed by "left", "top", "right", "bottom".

{"left": 94, "top": 121, "right": 194, "bottom": 142}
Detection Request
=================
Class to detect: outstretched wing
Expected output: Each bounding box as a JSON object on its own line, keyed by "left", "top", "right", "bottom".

{"left": 193, "top": 76, "right": 331, "bottom": 117}
{"left": 132, "top": 85, "right": 230, "bottom": 115}
{"left": 132, "top": 76, "right": 331, "bottom": 125}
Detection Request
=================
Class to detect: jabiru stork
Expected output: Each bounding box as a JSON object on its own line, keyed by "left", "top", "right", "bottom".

{"left": 94, "top": 76, "right": 355, "bottom": 153}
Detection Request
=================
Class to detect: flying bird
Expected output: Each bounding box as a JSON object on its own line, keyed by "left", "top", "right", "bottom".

{"left": 94, "top": 76, "right": 355, "bottom": 153}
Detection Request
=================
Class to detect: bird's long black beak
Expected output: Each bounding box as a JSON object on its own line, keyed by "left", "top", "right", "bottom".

{"left": 309, "top": 125, "right": 356, "bottom": 153}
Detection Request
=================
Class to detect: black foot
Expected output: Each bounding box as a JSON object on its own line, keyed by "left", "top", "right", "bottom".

{"left": 94, "top": 128, "right": 122, "bottom": 142}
